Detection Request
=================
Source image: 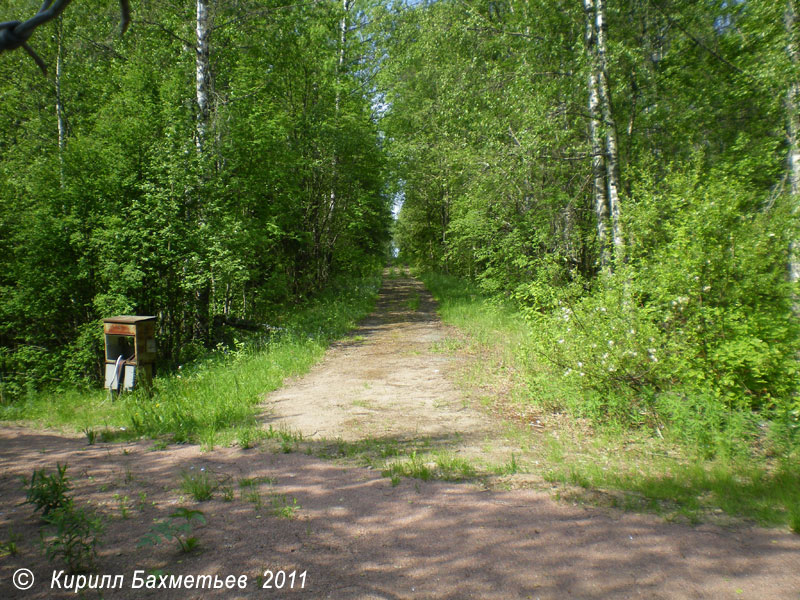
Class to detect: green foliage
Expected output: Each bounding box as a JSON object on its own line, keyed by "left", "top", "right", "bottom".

{"left": 236, "top": 426, "right": 261, "bottom": 450}
{"left": 270, "top": 495, "right": 300, "bottom": 519}
{"left": 0, "top": 0, "right": 391, "bottom": 399}
{"left": 381, "top": 450, "right": 476, "bottom": 482}
{"left": 544, "top": 456, "right": 800, "bottom": 528}
{"left": 523, "top": 167, "right": 799, "bottom": 454}
{"left": 40, "top": 502, "right": 105, "bottom": 574}
{"left": 382, "top": 452, "right": 433, "bottom": 482}
{"left": 113, "top": 494, "right": 131, "bottom": 519}
{"left": 24, "top": 464, "right": 72, "bottom": 517}
{"left": 377, "top": 0, "right": 799, "bottom": 456}
{"left": 83, "top": 428, "right": 97, "bottom": 445}
{"left": 425, "top": 269, "right": 800, "bottom": 528}
{"left": 22, "top": 464, "right": 103, "bottom": 572}
{"left": 138, "top": 508, "right": 206, "bottom": 554}
{"left": 0, "top": 530, "right": 21, "bottom": 557}
{"left": 493, "top": 454, "right": 520, "bottom": 476}
{"left": 180, "top": 468, "right": 217, "bottom": 502}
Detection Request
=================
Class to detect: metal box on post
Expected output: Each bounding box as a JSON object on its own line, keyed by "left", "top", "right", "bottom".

{"left": 103, "top": 316, "right": 157, "bottom": 392}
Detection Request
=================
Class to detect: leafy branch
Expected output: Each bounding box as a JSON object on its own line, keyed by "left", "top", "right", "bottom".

{"left": 138, "top": 508, "right": 206, "bottom": 553}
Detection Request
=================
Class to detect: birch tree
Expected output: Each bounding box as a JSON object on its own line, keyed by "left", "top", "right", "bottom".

{"left": 55, "top": 16, "right": 66, "bottom": 187}
{"left": 787, "top": 0, "right": 800, "bottom": 284}
{"left": 583, "top": 0, "right": 623, "bottom": 268}
{"left": 593, "top": 0, "right": 623, "bottom": 263}
{"left": 195, "top": 0, "right": 211, "bottom": 154}
{"left": 584, "top": 0, "right": 610, "bottom": 269}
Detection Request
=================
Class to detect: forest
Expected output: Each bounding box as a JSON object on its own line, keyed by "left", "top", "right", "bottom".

{"left": 1, "top": 0, "right": 799, "bottom": 465}
{"left": 0, "top": 0, "right": 392, "bottom": 397}
{"left": 382, "top": 0, "right": 800, "bottom": 457}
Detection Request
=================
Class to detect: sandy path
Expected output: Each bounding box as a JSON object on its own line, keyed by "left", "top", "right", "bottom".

{"left": 1, "top": 271, "right": 799, "bottom": 599}
{"left": 263, "top": 273, "right": 498, "bottom": 457}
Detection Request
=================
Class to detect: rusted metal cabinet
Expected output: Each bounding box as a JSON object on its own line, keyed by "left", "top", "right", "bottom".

{"left": 103, "top": 316, "right": 157, "bottom": 391}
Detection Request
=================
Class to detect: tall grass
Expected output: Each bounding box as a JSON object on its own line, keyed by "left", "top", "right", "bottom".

{"left": 0, "top": 270, "right": 381, "bottom": 443}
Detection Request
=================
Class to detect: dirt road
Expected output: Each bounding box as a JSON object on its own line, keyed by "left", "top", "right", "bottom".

{"left": 263, "top": 272, "right": 511, "bottom": 462}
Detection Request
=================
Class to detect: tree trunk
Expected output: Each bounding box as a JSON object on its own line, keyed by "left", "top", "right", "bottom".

{"left": 322, "top": 0, "right": 351, "bottom": 286}
{"left": 195, "top": 0, "right": 210, "bottom": 154}
{"left": 194, "top": 0, "right": 212, "bottom": 342}
{"left": 594, "top": 0, "right": 624, "bottom": 263}
{"left": 584, "top": 0, "right": 610, "bottom": 270}
{"left": 55, "top": 17, "right": 66, "bottom": 188}
{"left": 336, "top": 0, "right": 349, "bottom": 113}
{"left": 787, "top": 0, "right": 800, "bottom": 284}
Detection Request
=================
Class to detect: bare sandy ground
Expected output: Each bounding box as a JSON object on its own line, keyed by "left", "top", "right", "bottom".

{"left": 263, "top": 273, "right": 513, "bottom": 463}
{"left": 1, "top": 271, "right": 799, "bottom": 599}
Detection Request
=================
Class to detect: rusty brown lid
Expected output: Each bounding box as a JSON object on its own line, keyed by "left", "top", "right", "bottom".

{"left": 103, "top": 315, "right": 157, "bottom": 324}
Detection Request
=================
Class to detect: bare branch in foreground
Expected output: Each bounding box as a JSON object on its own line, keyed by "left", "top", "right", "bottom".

{"left": 0, "top": 0, "right": 131, "bottom": 74}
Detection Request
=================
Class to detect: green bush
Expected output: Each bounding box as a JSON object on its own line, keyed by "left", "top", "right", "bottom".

{"left": 41, "top": 502, "right": 105, "bottom": 573}
{"left": 24, "top": 463, "right": 72, "bottom": 517}
{"left": 522, "top": 166, "right": 800, "bottom": 454}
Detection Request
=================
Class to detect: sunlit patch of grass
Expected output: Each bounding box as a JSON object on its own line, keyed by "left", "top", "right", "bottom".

{"left": 382, "top": 452, "right": 434, "bottom": 482}
{"left": 180, "top": 468, "right": 218, "bottom": 502}
{"left": 433, "top": 452, "right": 477, "bottom": 480}
{"left": 381, "top": 450, "right": 478, "bottom": 483}
{"left": 491, "top": 453, "right": 520, "bottom": 475}
{"left": 542, "top": 442, "right": 800, "bottom": 527}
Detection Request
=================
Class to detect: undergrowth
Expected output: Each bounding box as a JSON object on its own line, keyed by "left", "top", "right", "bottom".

{"left": 0, "top": 270, "right": 381, "bottom": 444}
{"left": 421, "top": 270, "right": 800, "bottom": 531}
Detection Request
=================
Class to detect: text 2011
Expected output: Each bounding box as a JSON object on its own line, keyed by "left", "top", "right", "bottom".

{"left": 261, "top": 570, "right": 307, "bottom": 590}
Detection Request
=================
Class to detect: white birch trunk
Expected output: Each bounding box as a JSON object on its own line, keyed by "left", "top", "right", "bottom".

{"left": 55, "top": 17, "right": 66, "bottom": 188}
{"left": 323, "top": 0, "right": 351, "bottom": 284}
{"left": 336, "top": 0, "right": 349, "bottom": 113}
{"left": 194, "top": 0, "right": 212, "bottom": 342}
{"left": 195, "top": 0, "right": 210, "bottom": 154}
{"left": 786, "top": 0, "right": 800, "bottom": 283}
{"left": 584, "top": 0, "right": 610, "bottom": 270}
{"left": 595, "top": 0, "right": 624, "bottom": 263}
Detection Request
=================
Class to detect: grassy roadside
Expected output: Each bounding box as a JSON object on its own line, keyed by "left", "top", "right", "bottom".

{"left": 419, "top": 270, "right": 800, "bottom": 532}
{"left": 0, "top": 270, "right": 382, "bottom": 447}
